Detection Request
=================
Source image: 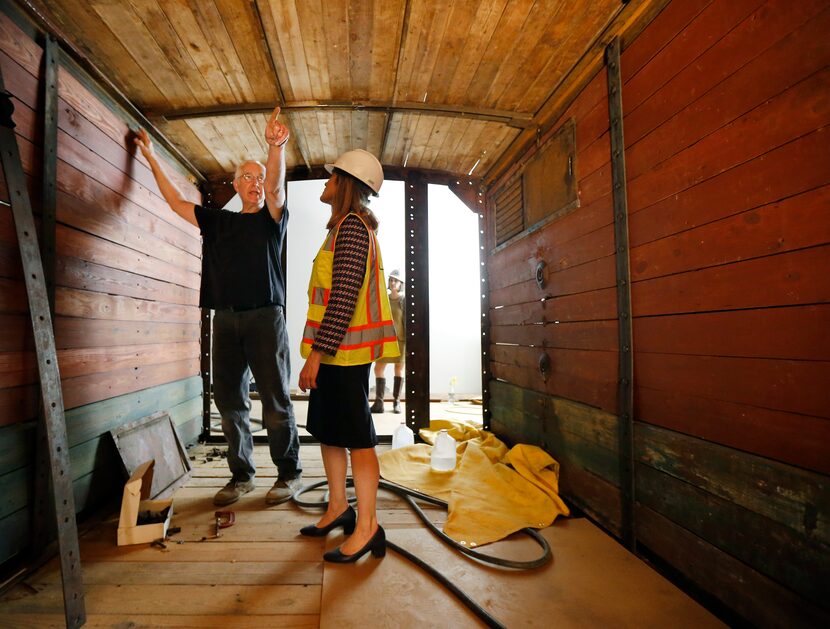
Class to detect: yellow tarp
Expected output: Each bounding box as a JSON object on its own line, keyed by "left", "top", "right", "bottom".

{"left": 379, "top": 419, "right": 570, "bottom": 547}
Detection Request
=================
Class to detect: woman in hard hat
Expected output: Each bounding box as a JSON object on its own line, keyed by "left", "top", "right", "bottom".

{"left": 370, "top": 268, "right": 405, "bottom": 414}
{"left": 297, "top": 149, "right": 399, "bottom": 563}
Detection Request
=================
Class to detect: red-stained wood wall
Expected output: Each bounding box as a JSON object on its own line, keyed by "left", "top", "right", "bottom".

{"left": 485, "top": 0, "right": 829, "bottom": 625}
{"left": 0, "top": 10, "right": 203, "bottom": 566}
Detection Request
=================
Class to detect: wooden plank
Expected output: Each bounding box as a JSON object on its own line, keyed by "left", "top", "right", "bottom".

{"left": 490, "top": 255, "right": 616, "bottom": 306}
{"left": 636, "top": 385, "right": 830, "bottom": 476}
{"left": 492, "top": 319, "right": 617, "bottom": 352}
{"left": 636, "top": 352, "right": 830, "bottom": 419}
{"left": 622, "top": 0, "right": 765, "bottom": 114}
{"left": 56, "top": 255, "right": 199, "bottom": 307}
{"left": 56, "top": 224, "right": 200, "bottom": 292}
{"left": 627, "top": 67, "right": 830, "bottom": 214}
{"left": 0, "top": 584, "right": 320, "bottom": 615}
{"left": 629, "top": 128, "right": 830, "bottom": 248}
{"left": 625, "top": 1, "right": 830, "bottom": 175}
{"left": 637, "top": 505, "right": 830, "bottom": 628}
{"left": 636, "top": 423, "right": 830, "bottom": 546}
{"left": 489, "top": 288, "right": 617, "bottom": 325}
{"left": 636, "top": 462, "right": 829, "bottom": 607}
{"left": 632, "top": 245, "right": 830, "bottom": 316}
{"left": 55, "top": 287, "right": 199, "bottom": 324}
{"left": 491, "top": 345, "right": 617, "bottom": 412}
{"left": 55, "top": 317, "right": 199, "bottom": 349}
{"left": 634, "top": 305, "right": 830, "bottom": 360}
{"left": 631, "top": 186, "right": 830, "bottom": 281}
{"left": 60, "top": 357, "right": 200, "bottom": 412}
{"left": 0, "top": 615, "right": 319, "bottom": 628}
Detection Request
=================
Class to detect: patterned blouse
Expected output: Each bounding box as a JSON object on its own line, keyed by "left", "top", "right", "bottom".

{"left": 311, "top": 214, "right": 369, "bottom": 356}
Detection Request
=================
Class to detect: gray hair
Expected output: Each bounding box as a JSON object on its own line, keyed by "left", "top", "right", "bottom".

{"left": 234, "top": 160, "right": 266, "bottom": 179}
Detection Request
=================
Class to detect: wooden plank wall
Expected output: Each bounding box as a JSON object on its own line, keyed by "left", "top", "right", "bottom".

{"left": 486, "top": 0, "right": 830, "bottom": 625}
{"left": 0, "top": 11, "right": 203, "bottom": 567}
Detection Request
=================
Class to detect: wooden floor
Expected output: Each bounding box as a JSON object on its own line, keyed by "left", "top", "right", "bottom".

{"left": 0, "top": 444, "right": 724, "bottom": 628}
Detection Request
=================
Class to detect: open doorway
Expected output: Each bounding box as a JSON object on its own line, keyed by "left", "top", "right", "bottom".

{"left": 208, "top": 178, "right": 483, "bottom": 438}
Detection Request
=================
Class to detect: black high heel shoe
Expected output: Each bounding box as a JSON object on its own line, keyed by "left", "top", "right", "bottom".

{"left": 300, "top": 506, "right": 356, "bottom": 537}
{"left": 323, "top": 525, "right": 386, "bottom": 563}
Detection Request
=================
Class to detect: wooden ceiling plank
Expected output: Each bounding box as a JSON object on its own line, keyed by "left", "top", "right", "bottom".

{"left": 127, "top": 0, "right": 215, "bottom": 107}
{"left": 153, "top": 0, "right": 236, "bottom": 107}
{"left": 188, "top": 0, "right": 257, "bottom": 103}
{"left": 348, "top": 0, "right": 374, "bottom": 98}
{"left": 393, "top": 0, "right": 433, "bottom": 102}
{"left": 296, "top": 0, "right": 331, "bottom": 100}
{"left": 154, "top": 119, "right": 223, "bottom": 175}
{"left": 26, "top": 0, "right": 169, "bottom": 109}
{"left": 184, "top": 118, "right": 237, "bottom": 172}
{"left": 87, "top": 0, "right": 195, "bottom": 107}
{"left": 476, "top": 124, "right": 519, "bottom": 175}
{"left": 517, "top": 1, "right": 619, "bottom": 111}
{"left": 423, "top": 0, "right": 481, "bottom": 105}
{"left": 321, "top": 0, "right": 351, "bottom": 100}
{"left": 381, "top": 113, "right": 403, "bottom": 163}
{"left": 367, "top": 112, "right": 386, "bottom": 160}
{"left": 406, "top": 0, "right": 454, "bottom": 104}
{"left": 351, "top": 110, "right": 370, "bottom": 151}
{"left": 431, "top": 117, "right": 471, "bottom": 173}
{"left": 484, "top": 0, "right": 572, "bottom": 109}
{"left": 316, "top": 111, "right": 339, "bottom": 163}
{"left": 448, "top": 119, "right": 489, "bottom": 175}
{"left": 213, "top": 0, "right": 280, "bottom": 103}
{"left": 462, "top": 0, "right": 536, "bottom": 106}
{"left": 285, "top": 111, "right": 313, "bottom": 171}
{"left": 253, "top": 0, "right": 293, "bottom": 101}
{"left": 369, "top": 0, "right": 407, "bottom": 101}
{"left": 444, "top": 0, "right": 508, "bottom": 106}
{"left": 420, "top": 115, "right": 454, "bottom": 171}
{"left": 333, "top": 110, "right": 351, "bottom": 153}
{"left": 263, "top": 0, "right": 313, "bottom": 101}
{"left": 297, "top": 111, "right": 323, "bottom": 165}
{"left": 406, "top": 113, "right": 439, "bottom": 170}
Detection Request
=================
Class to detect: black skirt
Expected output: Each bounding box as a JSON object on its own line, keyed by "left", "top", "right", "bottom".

{"left": 306, "top": 363, "right": 378, "bottom": 449}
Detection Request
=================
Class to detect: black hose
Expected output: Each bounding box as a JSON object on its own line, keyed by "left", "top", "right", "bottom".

{"left": 292, "top": 476, "right": 552, "bottom": 628}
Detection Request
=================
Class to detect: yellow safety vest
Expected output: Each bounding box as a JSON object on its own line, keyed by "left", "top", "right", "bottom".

{"left": 301, "top": 213, "right": 400, "bottom": 365}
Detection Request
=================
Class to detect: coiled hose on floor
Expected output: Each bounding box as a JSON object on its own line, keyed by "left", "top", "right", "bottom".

{"left": 293, "top": 477, "right": 552, "bottom": 629}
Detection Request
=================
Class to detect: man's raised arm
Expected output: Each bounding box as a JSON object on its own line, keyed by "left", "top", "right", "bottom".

{"left": 134, "top": 128, "right": 197, "bottom": 227}
{"left": 264, "top": 106, "right": 289, "bottom": 221}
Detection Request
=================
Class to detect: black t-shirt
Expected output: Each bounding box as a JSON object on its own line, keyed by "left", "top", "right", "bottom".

{"left": 194, "top": 204, "right": 288, "bottom": 310}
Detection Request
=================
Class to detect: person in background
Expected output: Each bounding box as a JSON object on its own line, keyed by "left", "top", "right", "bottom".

{"left": 370, "top": 269, "right": 405, "bottom": 413}
{"left": 298, "top": 149, "right": 399, "bottom": 563}
{"left": 134, "top": 107, "right": 302, "bottom": 507}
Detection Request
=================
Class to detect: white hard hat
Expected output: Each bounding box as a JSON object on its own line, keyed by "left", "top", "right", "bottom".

{"left": 325, "top": 149, "right": 384, "bottom": 195}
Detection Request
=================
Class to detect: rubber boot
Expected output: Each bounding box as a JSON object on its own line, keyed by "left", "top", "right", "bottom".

{"left": 370, "top": 377, "right": 386, "bottom": 413}
{"left": 392, "top": 376, "right": 403, "bottom": 414}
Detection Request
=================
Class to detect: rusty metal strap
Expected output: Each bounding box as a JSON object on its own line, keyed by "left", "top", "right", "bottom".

{"left": 606, "top": 37, "right": 636, "bottom": 552}
{"left": 0, "top": 62, "right": 86, "bottom": 628}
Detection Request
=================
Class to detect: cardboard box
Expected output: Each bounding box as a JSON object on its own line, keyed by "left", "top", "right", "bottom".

{"left": 117, "top": 459, "right": 174, "bottom": 546}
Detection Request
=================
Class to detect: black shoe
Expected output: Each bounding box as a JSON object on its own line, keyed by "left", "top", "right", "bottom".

{"left": 323, "top": 525, "right": 386, "bottom": 563}
{"left": 370, "top": 378, "right": 386, "bottom": 413}
{"left": 392, "top": 399, "right": 401, "bottom": 413}
{"left": 300, "top": 506, "right": 356, "bottom": 537}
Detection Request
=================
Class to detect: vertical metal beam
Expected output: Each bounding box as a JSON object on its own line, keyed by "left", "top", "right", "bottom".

{"left": 0, "top": 73, "right": 85, "bottom": 629}
{"left": 404, "top": 171, "right": 430, "bottom": 434}
{"left": 200, "top": 308, "right": 212, "bottom": 440}
{"left": 478, "top": 202, "right": 492, "bottom": 430}
{"left": 606, "top": 37, "right": 636, "bottom": 551}
{"left": 32, "top": 31, "right": 60, "bottom": 559}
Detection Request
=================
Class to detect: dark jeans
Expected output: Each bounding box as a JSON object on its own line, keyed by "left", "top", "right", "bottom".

{"left": 212, "top": 306, "right": 301, "bottom": 482}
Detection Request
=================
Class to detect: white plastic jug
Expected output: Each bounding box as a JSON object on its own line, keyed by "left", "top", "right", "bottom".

{"left": 392, "top": 422, "right": 414, "bottom": 449}
{"left": 430, "top": 429, "right": 457, "bottom": 471}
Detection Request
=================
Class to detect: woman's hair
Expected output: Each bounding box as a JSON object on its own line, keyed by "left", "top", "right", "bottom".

{"left": 326, "top": 169, "right": 379, "bottom": 230}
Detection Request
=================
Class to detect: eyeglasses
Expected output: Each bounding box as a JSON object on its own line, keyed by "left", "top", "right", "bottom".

{"left": 238, "top": 173, "right": 265, "bottom": 183}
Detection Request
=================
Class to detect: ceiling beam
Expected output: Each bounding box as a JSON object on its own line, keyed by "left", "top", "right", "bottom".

{"left": 149, "top": 101, "right": 535, "bottom": 129}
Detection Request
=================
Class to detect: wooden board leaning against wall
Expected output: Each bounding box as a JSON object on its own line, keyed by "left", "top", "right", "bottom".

{"left": 0, "top": 9, "right": 203, "bottom": 567}
{"left": 484, "top": 0, "right": 830, "bottom": 626}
